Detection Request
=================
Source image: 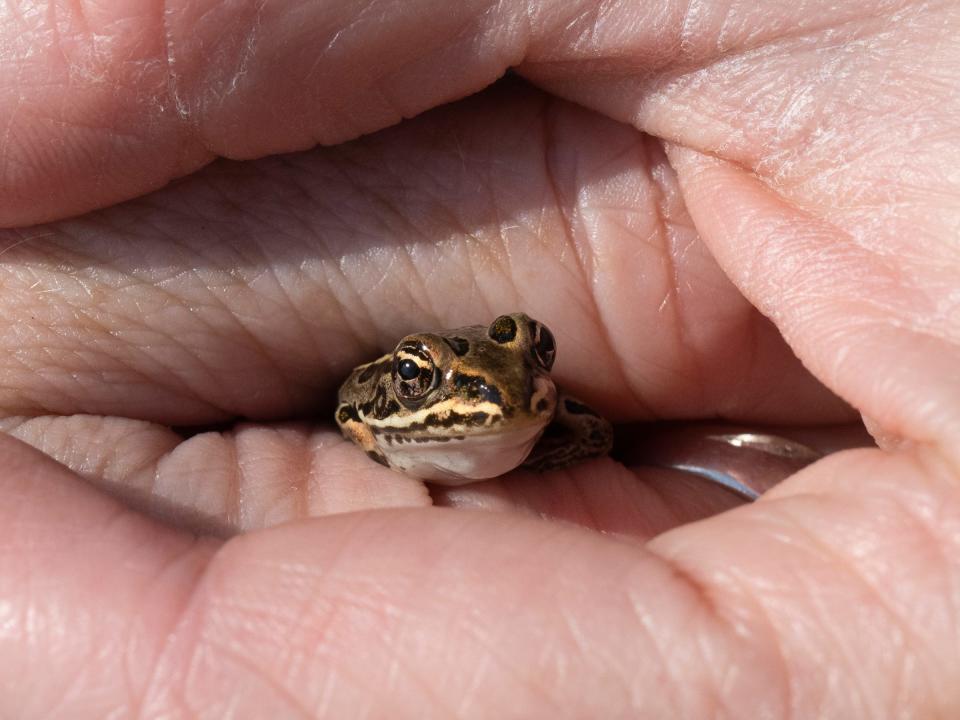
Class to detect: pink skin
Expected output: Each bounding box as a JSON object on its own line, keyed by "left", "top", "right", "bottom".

{"left": 1, "top": 0, "right": 958, "bottom": 717}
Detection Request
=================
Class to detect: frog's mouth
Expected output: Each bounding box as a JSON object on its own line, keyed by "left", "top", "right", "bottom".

{"left": 370, "top": 403, "right": 550, "bottom": 443}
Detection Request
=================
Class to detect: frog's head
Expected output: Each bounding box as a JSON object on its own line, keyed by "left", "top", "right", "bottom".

{"left": 341, "top": 313, "right": 559, "bottom": 483}
{"left": 391, "top": 312, "right": 558, "bottom": 423}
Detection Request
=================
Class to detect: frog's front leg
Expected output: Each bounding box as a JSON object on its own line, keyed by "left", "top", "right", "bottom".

{"left": 523, "top": 394, "right": 613, "bottom": 472}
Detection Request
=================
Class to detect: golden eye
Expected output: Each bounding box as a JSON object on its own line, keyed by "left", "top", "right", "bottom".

{"left": 488, "top": 315, "right": 518, "bottom": 344}
{"left": 392, "top": 343, "right": 438, "bottom": 400}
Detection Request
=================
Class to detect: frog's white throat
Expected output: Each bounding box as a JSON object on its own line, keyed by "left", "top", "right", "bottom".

{"left": 381, "top": 421, "right": 548, "bottom": 485}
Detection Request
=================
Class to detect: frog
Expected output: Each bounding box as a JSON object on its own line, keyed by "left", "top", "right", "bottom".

{"left": 335, "top": 313, "right": 613, "bottom": 484}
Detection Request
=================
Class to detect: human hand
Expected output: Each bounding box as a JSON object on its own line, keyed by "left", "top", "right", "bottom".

{"left": 1, "top": 0, "right": 958, "bottom": 716}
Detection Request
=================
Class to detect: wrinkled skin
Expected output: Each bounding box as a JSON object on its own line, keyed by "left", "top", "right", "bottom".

{"left": 1, "top": 0, "right": 959, "bottom": 717}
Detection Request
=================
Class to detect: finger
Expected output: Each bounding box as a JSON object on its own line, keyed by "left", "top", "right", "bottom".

{"left": 6, "top": 0, "right": 931, "bottom": 227}
{"left": 5, "top": 427, "right": 957, "bottom": 717}
{"left": 1, "top": 0, "right": 533, "bottom": 226}
{"left": 0, "top": 441, "right": 739, "bottom": 717}
{"left": 0, "top": 85, "right": 849, "bottom": 426}
{"left": 0, "top": 415, "right": 429, "bottom": 534}
{"left": 0, "top": 432, "right": 218, "bottom": 717}
{"left": 434, "top": 462, "right": 745, "bottom": 539}
{"left": 520, "top": 0, "right": 957, "bottom": 212}
{"left": 667, "top": 146, "right": 960, "bottom": 461}
{"left": 1, "top": 414, "right": 745, "bottom": 538}
{"left": 116, "top": 458, "right": 960, "bottom": 716}
{"left": 519, "top": 0, "right": 960, "bottom": 454}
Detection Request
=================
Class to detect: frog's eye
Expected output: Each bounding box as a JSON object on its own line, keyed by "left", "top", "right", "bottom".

{"left": 393, "top": 343, "right": 438, "bottom": 400}
{"left": 531, "top": 321, "right": 556, "bottom": 370}
{"left": 488, "top": 315, "right": 518, "bottom": 344}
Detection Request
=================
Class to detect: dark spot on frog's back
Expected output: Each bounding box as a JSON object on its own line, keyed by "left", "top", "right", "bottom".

{"left": 443, "top": 336, "right": 470, "bottom": 356}
{"left": 564, "top": 398, "right": 600, "bottom": 417}
{"left": 453, "top": 373, "right": 503, "bottom": 406}
{"left": 488, "top": 315, "right": 517, "bottom": 344}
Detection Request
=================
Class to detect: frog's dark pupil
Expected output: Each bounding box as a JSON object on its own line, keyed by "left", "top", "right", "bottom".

{"left": 398, "top": 359, "right": 420, "bottom": 380}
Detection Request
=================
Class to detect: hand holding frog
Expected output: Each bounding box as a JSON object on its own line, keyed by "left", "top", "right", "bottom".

{"left": 1, "top": 0, "right": 958, "bottom": 716}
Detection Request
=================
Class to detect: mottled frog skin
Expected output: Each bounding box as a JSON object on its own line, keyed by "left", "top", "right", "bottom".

{"left": 335, "top": 313, "right": 612, "bottom": 484}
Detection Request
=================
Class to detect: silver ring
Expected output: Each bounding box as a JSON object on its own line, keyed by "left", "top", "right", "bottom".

{"left": 668, "top": 431, "right": 821, "bottom": 500}
{"left": 616, "top": 424, "right": 832, "bottom": 500}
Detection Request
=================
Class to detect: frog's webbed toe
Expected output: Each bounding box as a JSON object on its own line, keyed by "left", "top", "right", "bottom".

{"left": 523, "top": 394, "right": 613, "bottom": 472}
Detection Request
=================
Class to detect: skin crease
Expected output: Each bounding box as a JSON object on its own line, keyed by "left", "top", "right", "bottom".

{"left": 0, "top": 1, "right": 957, "bottom": 719}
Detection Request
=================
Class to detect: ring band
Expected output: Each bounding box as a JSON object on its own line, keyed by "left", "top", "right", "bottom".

{"left": 615, "top": 424, "right": 829, "bottom": 500}
{"left": 665, "top": 431, "right": 821, "bottom": 500}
